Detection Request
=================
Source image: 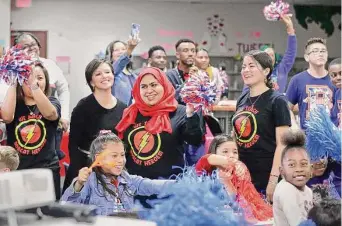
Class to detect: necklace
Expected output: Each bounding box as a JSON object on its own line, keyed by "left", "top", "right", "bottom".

{"left": 26, "top": 105, "right": 36, "bottom": 115}
{"left": 248, "top": 92, "right": 264, "bottom": 107}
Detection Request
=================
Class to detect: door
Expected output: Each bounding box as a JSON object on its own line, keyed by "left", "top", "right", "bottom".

{"left": 10, "top": 30, "right": 48, "bottom": 58}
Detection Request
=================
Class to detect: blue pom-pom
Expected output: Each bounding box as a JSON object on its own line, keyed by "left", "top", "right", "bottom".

{"left": 298, "top": 219, "right": 316, "bottom": 226}
{"left": 142, "top": 167, "right": 248, "bottom": 226}
{"left": 328, "top": 173, "right": 341, "bottom": 199}
{"left": 305, "top": 107, "right": 341, "bottom": 162}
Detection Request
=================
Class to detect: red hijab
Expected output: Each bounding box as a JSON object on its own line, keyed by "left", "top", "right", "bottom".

{"left": 115, "top": 67, "right": 178, "bottom": 138}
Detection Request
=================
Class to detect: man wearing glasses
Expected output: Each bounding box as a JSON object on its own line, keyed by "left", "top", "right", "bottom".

{"left": 286, "top": 38, "right": 335, "bottom": 130}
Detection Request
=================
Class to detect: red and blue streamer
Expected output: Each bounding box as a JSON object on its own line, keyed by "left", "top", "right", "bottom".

{"left": 0, "top": 45, "right": 34, "bottom": 86}
{"left": 180, "top": 71, "right": 217, "bottom": 114}
{"left": 263, "top": 0, "right": 290, "bottom": 21}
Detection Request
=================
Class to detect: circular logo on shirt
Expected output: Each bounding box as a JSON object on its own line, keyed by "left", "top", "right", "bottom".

{"left": 127, "top": 126, "right": 161, "bottom": 161}
{"left": 232, "top": 111, "right": 257, "bottom": 143}
{"left": 15, "top": 119, "right": 46, "bottom": 151}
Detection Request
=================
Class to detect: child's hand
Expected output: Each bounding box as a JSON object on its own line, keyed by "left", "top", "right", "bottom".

{"left": 208, "top": 155, "right": 236, "bottom": 169}
{"left": 218, "top": 167, "right": 234, "bottom": 181}
{"left": 234, "top": 161, "right": 246, "bottom": 178}
{"left": 74, "top": 167, "right": 91, "bottom": 192}
{"left": 266, "top": 180, "right": 277, "bottom": 203}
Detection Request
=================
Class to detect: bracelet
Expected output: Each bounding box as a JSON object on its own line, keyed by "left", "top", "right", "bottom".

{"left": 287, "top": 28, "right": 295, "bottom": 34}
{"left": 270, "top": 174, "right": 279, "bottom": 178}
{"left": 268, "top": 180, "right": 278, "bottom": 185}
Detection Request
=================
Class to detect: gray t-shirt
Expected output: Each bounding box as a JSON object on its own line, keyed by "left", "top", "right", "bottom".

{"left": 273, "top": 179, "right": 313, "bottom": 226}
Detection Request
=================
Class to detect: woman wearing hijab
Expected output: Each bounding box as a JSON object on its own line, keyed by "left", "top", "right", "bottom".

{"left": 116, "top": 67, "right": 204, "bottom": 180}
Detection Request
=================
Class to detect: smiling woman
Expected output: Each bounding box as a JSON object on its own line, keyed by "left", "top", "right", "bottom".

{"left": 232, "top": 50, "right": 291, "bottom": 202}
{"left": 139, "top": 74, "right": 165, "bottom": 106}
{"left": 62, "top": 59, "right": 126, "bottom": 192}
{"left": 1, "top": 62, "right": 61, "bottom": 199}
{"left": 116, "top": 67, "right": 204, "bottom": 180}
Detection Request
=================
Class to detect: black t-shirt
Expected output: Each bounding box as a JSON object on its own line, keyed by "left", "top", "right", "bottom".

{"left": 123, "top": 105, "right": 203, "bottom": 179}
{"left": 6, "top": 97, "right": 61, "bottom": 169}
{"left": 63, "top": 94, "right": 126, "bottom": 190}
{"left": 232, "top": 89, "right": 291, "bottom": 191}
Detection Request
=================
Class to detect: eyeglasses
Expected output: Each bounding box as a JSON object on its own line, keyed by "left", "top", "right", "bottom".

{"left": 312, "top": 158, "right": 328, "bottom": 169}
{"left": 23, "top": 43, "right": 38, "bottom": 50}
{"left": 307, "top": 49, "right": 328, "bottom": 55}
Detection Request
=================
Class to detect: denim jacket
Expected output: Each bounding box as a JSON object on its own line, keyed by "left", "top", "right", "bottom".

{"left": 61, "top": 171, "right": 175, "bottom": 215}
{"left": 111, "top": 54, "right": 137, "bottom": 105}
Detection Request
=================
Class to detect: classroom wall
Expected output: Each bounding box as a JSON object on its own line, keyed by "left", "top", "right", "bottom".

{"left": 10, "top": 0, "right": 341, "bottom": 110}
{"left": 0, "top": 0, "right": 11, "bottom": 49}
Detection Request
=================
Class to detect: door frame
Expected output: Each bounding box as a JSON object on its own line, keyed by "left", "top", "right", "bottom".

{"left": 10, "top": 30, "right": 48, "bottom": 58}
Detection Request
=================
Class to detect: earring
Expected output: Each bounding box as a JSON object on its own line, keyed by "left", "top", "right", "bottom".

{"left": 264, "top": 78, "right": 267, "bottom": 84}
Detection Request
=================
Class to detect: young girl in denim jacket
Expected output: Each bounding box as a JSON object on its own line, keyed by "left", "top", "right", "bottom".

{"left": 61, "top": 131, "right": 175, "bottom": 215}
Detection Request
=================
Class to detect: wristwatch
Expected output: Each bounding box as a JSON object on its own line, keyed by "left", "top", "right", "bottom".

{"left": 30, "top": 83, "right": 39, "bottom": 91}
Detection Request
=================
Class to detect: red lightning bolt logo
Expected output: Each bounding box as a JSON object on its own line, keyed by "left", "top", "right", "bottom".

{"left": 25, "top": 124, "right": 37, "bottom": 146}
{"left": 137, "top": 132, "right": 151, "bottom": 155}
{"left": 238, "top": 116, "right": 249, "bottom": 139}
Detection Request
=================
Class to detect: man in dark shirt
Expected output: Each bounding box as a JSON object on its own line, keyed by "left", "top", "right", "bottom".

{"left": 134, "top": 46, "right": 168, "bottom": 75}
{"left": 148, "top": 46, "right": 167, "bottom": 71}
{"left": 166, "top": 39, "right": 196, "bottom": 103}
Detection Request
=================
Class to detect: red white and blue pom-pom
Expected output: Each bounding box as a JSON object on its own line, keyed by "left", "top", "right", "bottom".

{"left": 180, "top": 71, "right": 217, "bottom": 114}
{"left": 0, "top": 45, "right": 34, "bottom": 86}
{"left": 263, "top": 0, "right": 290, "bottom": 21}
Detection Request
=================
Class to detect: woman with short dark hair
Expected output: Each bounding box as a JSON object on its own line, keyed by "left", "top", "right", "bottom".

{"left": 62, "top": 58, "right": 126, "bottom": 192}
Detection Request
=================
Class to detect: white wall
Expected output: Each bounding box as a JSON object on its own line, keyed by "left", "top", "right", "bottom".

{"left": 10, "top": 0, "right": 341, "bottom": 110}
{"left": 0, "top": 0, "right": 11, "bottom": 102}
{"left": 0, "top": 0, "right": 10, "bottom": 48}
